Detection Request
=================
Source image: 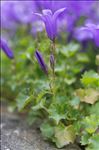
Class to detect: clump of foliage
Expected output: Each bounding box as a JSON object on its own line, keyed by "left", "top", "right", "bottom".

{"left": 1, "top": 2, "right": 99, "bottom": 149}
{"left": 1, "top": 24, "right": 99, "bottom": 149}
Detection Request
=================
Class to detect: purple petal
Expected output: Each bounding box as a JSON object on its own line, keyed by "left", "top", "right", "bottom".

{"left": 43, "top": 15, "right": 55, "bottom": 41}
{"left": 74, "top": 28, "right": 92, "bottom": 41}
{"left": 93, "top": 28, "right": 99, "bottom": 46}
{"left": 84, "top": 23, "right": 99, "bottom": 47}
{"left": 53, "top": 7, "right": 66, "bottom": 20}
{"left": 34, "top": 12, "right": 42, "bottom": 18}
{"left": 85, "top": 23, "right": 96, "bottom": 29}
{"left": 34, "top": 11, "right": 54, "bottom": 40}
{"left": 42, "top": 9, "right": 52, "bottom": 16}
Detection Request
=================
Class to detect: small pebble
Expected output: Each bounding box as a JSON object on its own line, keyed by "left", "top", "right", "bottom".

{"left": 13, "top": 129, "right": 20, "bottom": 136}
{"left": 4, "top": 146, "right": 11, "bottom": 150}
{"left": 0, "top": 123, "right": 5, "bottom": 129}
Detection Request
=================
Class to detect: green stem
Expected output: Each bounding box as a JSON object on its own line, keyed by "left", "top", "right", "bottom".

{"left": 49, "top": 39, "right": 56, "bottom": 99}
{"left": 52, "top": 39, "right": 56, "bottom": 57}
{"left": 51, "top": 39, "right": 56, "bottom": 78}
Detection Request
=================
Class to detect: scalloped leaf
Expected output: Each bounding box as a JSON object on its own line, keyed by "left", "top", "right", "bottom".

{"left": 82, "top": 115, "right": 99, "bottom": 134}
{"left": 61, "top": 43, "right": 80, "bottom": 58}
{"left": 32, "top": 98, "right": 46, "bottom": 111}
{"left": 16, "top": 93, "right": 33, "bottom": 111}
{"left": 81, "top": 132, "right": 91, "bottom": 145}
{"left": 54, "top": 124, "right": 76, "bottom": 148}
{"left": 81, "top": 70, "right": 99, "bottom": 88}
{"left": 48, "top": 103, "right": 67, "bottom": 124}
{"left": 86, "top": 134, "right": 99, "bottom": 150}
{"left": 40, "top": 122, "right": 54, "bottom": 139}
{"left": 75, "top": 88, "right": 99, "bottom": 104}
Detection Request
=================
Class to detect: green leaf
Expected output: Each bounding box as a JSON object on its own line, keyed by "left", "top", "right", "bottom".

{"left": 27, "top": 110, "right": 42, "bottom": 125}
{"left": 54, "top": 124, "right": 76, "bottom": 148}
{"left": 48, "top": 103, "right": 67, "bottom": 124}
{"left": 16, "top": 93, "right": 33, "bottom": 111}
{"left": 89, "top": 102, "right": 99, "bottom": 116}
{"left": 40, "top": 122, "right": 54, "bottom": 139}
{"left": 36, "top": 90, "right": 51, "bottom": 103}
{"left": 82, "top": 115, "right": 99, "bottom": 134}
{"left": 81, "top": 133, "right": 91, "bottom": 145}
{"left": 77, "top": 53, "right": 89, "bottom": 63}
{"left": 64, "top": 77, "right": 76, "bottom": 85}
{"left": 70, "top": 97, "right": 80, "bottom": 109}
{"left": 86, "top": 134, "right": 99, "bottom": 150}
{"left": 32, "top": 90, "right": 52, "bottom": 111}
{"left": 81, "top": 70, "right": 99, "bottom": 88}
{"left": 32, "top": 98, "right": 46, "bottom": 111}
{"left": 61, "top": 43, "right": 80, "bottom": 58}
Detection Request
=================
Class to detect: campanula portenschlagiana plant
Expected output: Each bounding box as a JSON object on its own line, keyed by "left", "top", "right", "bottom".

{"left": 1, "top": 1, "right": 99, "bottom": 150}
{"left": 34, "top": 8, "right": 67, "bottom": 80}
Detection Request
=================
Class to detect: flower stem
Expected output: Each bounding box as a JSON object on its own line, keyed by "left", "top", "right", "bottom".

{"left": 49, "top": 39, "right": 56, "bottom": 97}
{"left": 51, "top": 39, "right": 56, "bottom": 78}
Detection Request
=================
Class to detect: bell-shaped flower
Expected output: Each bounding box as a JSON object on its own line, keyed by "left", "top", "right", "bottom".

{"left": 0, "top": 39, "right": 14, "bottom": 59}
{"left": 34, "top": 8, "right": 66, "bottom": 41}
{"left": 35, "top": 50, "right": 48, "bottom": 75}
{"left": 83, "top": 23, "right": 99, "bottom": 47}
{"left": 75, "top": 23, "right": 99, "bottom": 47}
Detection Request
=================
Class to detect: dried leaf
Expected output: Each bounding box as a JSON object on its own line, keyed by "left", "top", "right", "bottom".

{"left": 75, "top": 88, "right": 99, "bottom": 104}
{"left": 54, "top": 124, "right": 76, "bottom": 148}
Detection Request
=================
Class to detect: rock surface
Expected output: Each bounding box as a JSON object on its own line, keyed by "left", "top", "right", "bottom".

{"left": 1, "top": 105, "right": 81, "bottom": 150}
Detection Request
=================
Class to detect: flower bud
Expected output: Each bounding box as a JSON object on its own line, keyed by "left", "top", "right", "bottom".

{"left": 50, "top": 54, "right": 55, "bottom": 70}
{"left": 35, "top": 50, "right": 48, "bottom": 75}
{"left": 0, "top": 39, "right": 14, "bottom": 59}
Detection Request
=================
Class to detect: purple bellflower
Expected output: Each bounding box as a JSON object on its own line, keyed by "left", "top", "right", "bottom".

{"left": 74, "top": 27, "right": 93, "bottom": 42}
{"left": 74, "top": 23, "right": 99, "bottom": 47}
{"left": 0, "top": 39, "right": 14, "bottom": 59}
{"left": 34, "top": 8, "right": 66, "bottom": 41}
{"left": 1, "top": 1, "right": 37, "bottom": 30}
{"left": 35, "top": 50, "right": 48, "bottom": 75}
{"left": 82, "top": 23, "right": 99, "bottom": 47}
